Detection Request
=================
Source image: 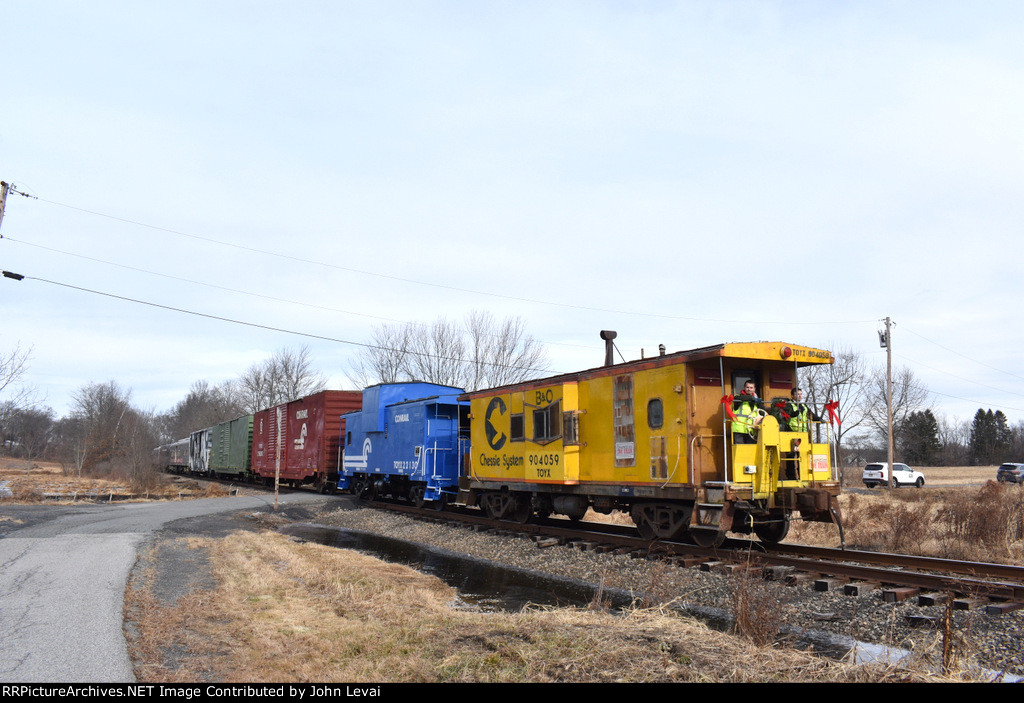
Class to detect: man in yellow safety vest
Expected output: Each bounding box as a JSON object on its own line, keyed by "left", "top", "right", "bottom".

{"left": 786, "top": 387, "right": 820, "bottom": 432}
{"left": 731, "top": 381, "right": 764, "bottom": 444}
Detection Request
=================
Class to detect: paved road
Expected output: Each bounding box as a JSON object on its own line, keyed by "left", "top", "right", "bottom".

{"left": 0, "top": 492, "right": 336, "bottom": 683}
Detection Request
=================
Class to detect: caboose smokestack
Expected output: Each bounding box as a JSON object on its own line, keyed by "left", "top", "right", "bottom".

{"left": 599, "top": 330, "right": 617, "bottom": 366}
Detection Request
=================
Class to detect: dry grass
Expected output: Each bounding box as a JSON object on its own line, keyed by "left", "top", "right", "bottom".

{"left": 792, "top": 481, "right": 1024, "bottom": 564}
{"left": 0, "top": 457, "right": 226, "bottom": 503}
{"left": 125, "top": 530, "right": 975, "bottom": 683}
{"left": 900, "top": 465, "right": 998, "bottom": 487}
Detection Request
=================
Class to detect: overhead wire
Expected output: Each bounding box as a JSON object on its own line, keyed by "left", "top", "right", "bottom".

{"left": 901, "top": 325, "right": 1024, "bottom": 383}
{"left": 25, "top": 193, "right": 876, "bottom": 326}
{"left": 12, "top": 187, "right": 1024, "bottom": 420}
{"left": 0, "top": 234, "right": 596, "bottom": 351}
{"left": 893, "top": 351, "right": 1024, "bottom": 401}
{"left": 2, "top": 271, "right": 556, "bottom": 377}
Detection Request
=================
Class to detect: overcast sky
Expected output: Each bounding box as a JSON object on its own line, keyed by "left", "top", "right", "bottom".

{"left": 2, "top": 1, "right": 1023, "bottom": 431}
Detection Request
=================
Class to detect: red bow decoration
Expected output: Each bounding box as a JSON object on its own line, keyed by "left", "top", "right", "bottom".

{"left": 824, "top": 400, "right": 840, "bottom": 425}
{"left": 721, "top": 395, "right": 735, "bottom": 420}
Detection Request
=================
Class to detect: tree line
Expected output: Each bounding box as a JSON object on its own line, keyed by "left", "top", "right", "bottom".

{"left": 0, "top": 312, "right": 547, "bottom": 488}
{"left": 799, "top": 344, "right": 1024, "bottom": 468}
{"left": 0, "top": 344, "right": 332, "bottom": 488}
{"left": 2, "top": 332, "right": 1020, "bottom": 491}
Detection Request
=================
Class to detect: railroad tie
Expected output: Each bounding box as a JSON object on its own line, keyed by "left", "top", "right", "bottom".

{"left": 883, "top": 587, "right": 921, "bottom": 603}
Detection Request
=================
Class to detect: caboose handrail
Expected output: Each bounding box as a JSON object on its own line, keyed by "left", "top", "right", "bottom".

{"left": 657, "top": 433, "right": 687, "bottom": 488}
{"left": 689, "top": 433, "right": 724, "bottom": 486}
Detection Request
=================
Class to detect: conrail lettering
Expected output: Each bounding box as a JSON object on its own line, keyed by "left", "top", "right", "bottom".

{"left": 394, "top": 413, "right": 410, "bottom": 422}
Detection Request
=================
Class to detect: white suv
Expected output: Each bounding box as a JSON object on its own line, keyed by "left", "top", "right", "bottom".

{"left": 862, "top": 462, "right": 925, "bottom": 488}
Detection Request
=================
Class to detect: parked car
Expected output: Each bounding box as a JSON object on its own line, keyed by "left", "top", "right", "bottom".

{"left": 862, "top": 462, "right": 925, "bottom": 488}
{"left": 996, "top": 463, "right": 1024, "bottom": 484}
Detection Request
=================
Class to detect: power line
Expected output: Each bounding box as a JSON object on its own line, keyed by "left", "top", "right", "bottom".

{"left": 893, "top": 351, "right": 1024, "bottom": 401}
{"left": 0, "top": 234, "right": 596, "bottom": 351}
{"left": 902, "top": 325, "right": 1024, "bottom": 383}
{"left": 23, "top": 192, "right": 874, "bottom": 326}
{"left": 1, "top": 270, "right": 556, "bottom": 376}
{"left": 924, "top": 388, "right": 1024, "bottom": 417}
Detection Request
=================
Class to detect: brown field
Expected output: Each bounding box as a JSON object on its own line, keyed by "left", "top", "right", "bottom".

{"left": 4, "top": 454, "right": 1004, "bottom": 681}
{"left": 0, "top": 457, "right": 227, "bottom": 502}
{"left": 125, "top": 530, "right": 968, "bottom": 682}
{"left": 857, "top": 465, "right": 997, "bottom": 487}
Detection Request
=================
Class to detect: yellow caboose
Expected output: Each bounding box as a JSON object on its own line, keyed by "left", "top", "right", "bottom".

{"left": 458, "top": 340, "right": 841, "bottom": 546}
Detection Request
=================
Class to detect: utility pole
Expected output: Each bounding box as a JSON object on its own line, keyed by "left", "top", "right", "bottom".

{"left": 879, "top": 317, "right": 894, "bottom": 489}
{"left": 0, "top": 181, "right": 36, "bottom": 236}
{"left": 0, "top": 181, "right": 9, "bottom": 234}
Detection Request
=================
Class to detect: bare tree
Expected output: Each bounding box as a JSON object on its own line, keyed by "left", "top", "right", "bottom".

{"left": 272, "top": 346, "right": 328, "bottom": 401}
{"left": 861, "top": 365, "right": 930, "bottom": 447}
{"left": 160, "top": 379, "right": 245, "bottom": 441}
{"left": 119, "top": 407, "right": 162, "bottom": 492}
{"left": 237, "top": 345, "right": 328, "bottom": 412}
{"left": 936, "top": 414, "right": 971, "bottom": 466}
{"left": 0, "top": 343, "right": 32, "bottom": 404}
{"left": 465, "top": 311, "right": 549, "bottom": 390}
{"left": 0, "top": 344, "right": 41, "bottom": 454}
{"left": 0, "top": 404, "right": 55, "bottom": 461}
{"left": 347, "top": 324, "right": 415, "bottom": 388}
{"left": 405, "top": 317, "right": 468, "bottom": 388}
{"left": 799, "top": 345, "right": 869, "bottom": 468}
{"left": 348, "top": 311, "right": 550, "bottom": 391}
{"left": 62, "top": 381, "right": 133, "bottom": 476}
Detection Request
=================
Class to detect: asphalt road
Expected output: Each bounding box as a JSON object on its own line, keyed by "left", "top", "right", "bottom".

{"left": 0, "top": 491, "right": 336, "bottom": 683}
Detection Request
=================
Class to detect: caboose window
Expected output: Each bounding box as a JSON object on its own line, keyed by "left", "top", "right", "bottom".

{"left": 647, "top": 398, "right": 664, "bottom": 429}
{"left": 533, "top": 401, "right": 562, "bottom": 443}
{"left": 510, "top": 413, "right": 525, "bottom": 442}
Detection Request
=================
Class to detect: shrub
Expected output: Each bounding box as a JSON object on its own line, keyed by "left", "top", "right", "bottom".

{"left": 936, "top": 482, "right": 1024, "bottom": 560}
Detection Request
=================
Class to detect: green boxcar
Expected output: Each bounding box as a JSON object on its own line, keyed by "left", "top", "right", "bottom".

{"left": 209, "top": 414, "right": 254, "bottom": 478}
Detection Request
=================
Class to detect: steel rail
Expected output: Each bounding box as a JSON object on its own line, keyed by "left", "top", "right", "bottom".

{"left": 371, "top": 499, "right": 1024, "bottom": 602}
{"left": 760, "top": 542, "right": 1024, "bottom": 583}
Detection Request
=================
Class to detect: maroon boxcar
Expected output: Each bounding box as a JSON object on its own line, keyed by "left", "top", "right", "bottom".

{"left": 251, "top": 390, "right": 363, "bottom": 489}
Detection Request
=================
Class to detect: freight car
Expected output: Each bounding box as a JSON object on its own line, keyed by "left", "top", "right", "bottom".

{"left": 338, "top": 382, "right": 469, "bottom": 507}
{"left": 457, "top": 338, "right": 841, "bottom": 546}
{"left": 188, "top": 428, "right": 211, "bottom": 476}
{"left": 156, "top": 438, "right": 190, "bottom": 474}
{"left": 208, "top": 414, "right": 254, "bottom": 480}
{"left": 251, "top": 390, "right": 363, "bottom": 490}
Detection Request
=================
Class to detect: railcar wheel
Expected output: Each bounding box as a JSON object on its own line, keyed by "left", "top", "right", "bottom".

{"left": 410, "top": 484, "right": 427, "bottom": 508}
{"left": 366, "top": 479, "right": 384, "bottom": 501}
{"left": 510, "top": 496, "right": 533, "bottom": 524}
{"left": 688, "top": 527, "right": 726, "bottom": 548}
{"left": 479, "top": 493, "right": 501, "bottom": 519}
{"left": 632, "top": 516, "right": 656, "bottom": 541}
{"left": 753, "top": 514, "right": 790, "bottom": 544}
{"left": 630, "top": 504, "right": 690, "bottom": 540}
{"left": 352, "top": 476, "right": 370, "bottom": 499}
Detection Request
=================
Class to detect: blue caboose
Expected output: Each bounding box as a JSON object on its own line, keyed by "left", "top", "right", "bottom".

{"left": 339, "top": 382, "right": 469, "bottom": 507}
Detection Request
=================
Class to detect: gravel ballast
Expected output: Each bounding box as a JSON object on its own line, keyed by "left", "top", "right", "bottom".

{"left": 309, "top": 501, "right": 1024, "bottom": 679}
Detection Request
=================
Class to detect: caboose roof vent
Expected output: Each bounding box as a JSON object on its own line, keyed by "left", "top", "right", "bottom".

{"left": 599, "top": 330, "right": 617, "bottom": 366}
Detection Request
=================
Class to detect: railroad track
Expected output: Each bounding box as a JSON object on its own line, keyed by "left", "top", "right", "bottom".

{"left": 366, "top": 497, "right": 1024, "bottom": 615}
{"left": 169, "top": 473, "right": 1024, "bottom": 616}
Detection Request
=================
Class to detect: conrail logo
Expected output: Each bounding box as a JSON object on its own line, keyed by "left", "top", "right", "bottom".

{"left": 484, "top": 397, "right": 507, "bottom": 450}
